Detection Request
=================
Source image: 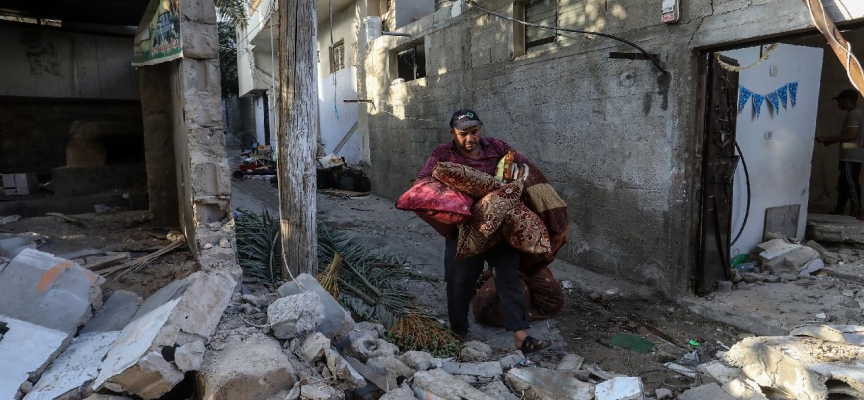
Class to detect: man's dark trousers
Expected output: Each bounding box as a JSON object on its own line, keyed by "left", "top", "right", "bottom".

{"left": 444, "top": 238, "right": 530, "bottom": 334}
{"left": 836, "top": 161, "right": 863, "bottom": 217}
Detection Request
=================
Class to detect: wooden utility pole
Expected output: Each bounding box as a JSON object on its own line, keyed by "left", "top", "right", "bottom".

{"left": 277, "top": 0, "right": 319, "bottom": 279}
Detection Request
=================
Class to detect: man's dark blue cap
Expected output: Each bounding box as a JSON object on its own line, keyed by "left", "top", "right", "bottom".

{"left": 450, "top": 109, "right": 484, "bottom": 130}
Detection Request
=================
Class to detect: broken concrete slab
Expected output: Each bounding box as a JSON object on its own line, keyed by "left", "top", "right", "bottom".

{"left": 299, "top": 383, "right": 340, "bottom": 400}
{"left": 758, "top": 239, "right": 801, "bottom": 260}
{"left": 0, "top": 248, "right": 104, "bottom": 334}
{"left": 412, "top": 369, "right": 495, "bottom": 400}
{"left": 799, "top": 259, "right": 825, "bottom": 277}
{"left": 24, "top": 331, "right": 121, "bottom": 400}
{"left": 595, "top": 377, "right": 644, "bottom": 400}
{"left": 25, "top": 291, "right": 142, "bottom": 400}
{"left": 323, "top": 348, "right": 366, "bottom": 390}
{"left": 92, "top": 271, "right": 235, "bottom": 399}
{"left": 80, "top": 290, "right": 143, "bottom": 335}
{"left": 298, "top": 332, "right": 332, "bottom": 364}
{"left": 654, "top": 388, "right": 673, "bottom": 399}
{"left": 678, "top": 383, "right": 735, "bottom": 400}
{"left": 277, "top": 274, "right": 354, "bottom": 340}
{"left": 481, "top": 380, "right": 519, "bottom": 400}
{"left": 506, "top": 367, "right": 594, "bottom": 400}
{"left": 790, "top": 324, "right": 864, "bottom": 346}
{"left": 725, "top": 336, "right": 864, "bottom": 400}
{"left": 0, "top": 316, "right": 72, "bottom": 400}
{"left": 441, "top": 361, "right": 502, "bottom": 378}
{"left": 344, "top": 355, "right": 392, "bottom": 392}
{"left": 268, "top": 291, "right": 325, "bottom": 340}
{"left": 198, "top": 335, "right": 297, "bottom": 400}
{"left": 460, "top": 340, "right": 493, "bottom": 362}
{"left": 807, "top": 214, "right": 864, "bottom": 244}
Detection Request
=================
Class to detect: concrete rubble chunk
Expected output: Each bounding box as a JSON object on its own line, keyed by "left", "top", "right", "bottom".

{"left": 354, "top": 321, "right": 385, "bottom": 338}
{"left": 346, "top": 337, "right": 399, "bottom": 363}
{"left": 91, "top": 271, "right": 236, "bottom": 399}
{"left": 654, "top": 388, "right": 673, "bottom": 399}
{"left": 299, "top": 383, "right": 341, "bottom": 400}
{"left": 799, "top": 259, "right": 825, "bottom": 277}
{"left": 556, "top": 354, "right": 584, "bottom": 373}
{"left": 499, "top": 350, "right": 525, "bottom": 370}
{"left": 412, "top": 369, "right": 496, "bottom": 400}
{"left": 506, "top": 367, "right": 594, "bottom": 400}
{"left": 367, "top": 356, "right": 417, "bottom": 389}
{"left": 481, "top": 380, "right": 519, "bottom": 400}
{"left": 757, "top": 239, "right": 801, "bottom": 261}
{"left": 0, "top": 249, "right": 104, "bottom": 400}
{"left": 790, "top": 324, "right": 864, "bottom": 346}
{"left": 197, "top": 335, "right": 297, "bottom": 400}
{"left": 298, "top": 332, "right": 332, "bottom": 364}
{"left": 323, "top": 348, "right": 366, "bottom": 390}
{"left": 83, "top": 395, "right": 134, "bottom": 400}
{"left": 344, "top": 355, "right": 391, "bottom": 392}
{"left": 595, "top": 377, "right": 644, "bottom": 400}
{"left": 268, "top": 292, "right": 325, "bottom": 340}
{"left": 400, "top": 350, "right": 439, "bottom": 371}
{"left": 678, "top": 383, "right": 735, "bottom": 400}
{"left": 804, "top": 240, "right": 841, "bottom": 264}
{"left": 460, "top": 340, "right": 493, "bottom": 362}
{"left": 724, "top": 336, "right": 864, "bottom": 400}
{"left": 346, "top": 327, "right": 379, "bottom": 344}
{"left": 782, "top": 246, "right": 819, "bottom": 271}
{"left": 380, "top": 384, "right": 415, "bottom": 400}
{"left": 277, "top": 274, "right": 354, "bottom": 339}
{"left": 175, "top": 340, "right": 206, "bottom": 371}
{"left": 442, "top": 361, "right": 502, "bottom": 378}
{"left": 806, "top": 214, "right": 864, "bottom": 244}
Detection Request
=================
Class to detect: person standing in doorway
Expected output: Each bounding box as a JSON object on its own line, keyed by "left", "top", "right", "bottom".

{"left": 817, "top": 89, "right": 864, "bottom": 219}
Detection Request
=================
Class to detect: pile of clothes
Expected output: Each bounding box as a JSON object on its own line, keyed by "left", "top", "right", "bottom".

{"left": 396, "top": 153, "right": 568, "bottom": 325}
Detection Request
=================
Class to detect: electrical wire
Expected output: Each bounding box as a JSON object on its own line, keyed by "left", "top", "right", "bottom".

{"left": 466, "top": 0, "right": 668, "bottom": 75}
{"left": 730, "top": 141, "right": 750, "bottom": 247}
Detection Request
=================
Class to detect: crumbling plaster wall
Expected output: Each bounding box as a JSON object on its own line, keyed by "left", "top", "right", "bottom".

{"left": 363, "top": 0, "right": 864, "bottom": 296}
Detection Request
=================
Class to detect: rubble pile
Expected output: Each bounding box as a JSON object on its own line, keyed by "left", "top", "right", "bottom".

{"left": 726, "top": 236, "right": 832, "bottom": 289}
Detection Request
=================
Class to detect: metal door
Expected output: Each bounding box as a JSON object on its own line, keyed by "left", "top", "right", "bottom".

{"left": 696, "top": 54, "right": 740, "bottom": 295}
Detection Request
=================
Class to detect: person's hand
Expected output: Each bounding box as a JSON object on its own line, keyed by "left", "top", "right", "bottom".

{"left": 816, "top": 136, "right": 831, "bottom": 147}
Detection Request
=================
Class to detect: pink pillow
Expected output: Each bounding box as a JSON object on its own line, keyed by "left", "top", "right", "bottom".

{"left": 396, "top": 177, "right": 474, "bottom": 216}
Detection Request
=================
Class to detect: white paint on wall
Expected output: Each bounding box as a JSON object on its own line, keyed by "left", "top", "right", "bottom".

{"left": 319, "top": 67, "right": 360, "bottom": 163}
{"left": 724, "top": 44, "right": 824, "bottom": 256}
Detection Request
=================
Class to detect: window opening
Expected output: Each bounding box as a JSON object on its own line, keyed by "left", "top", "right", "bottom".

{"left": 396, "top": 43, "right": 426, "bottom": 81}
{"left": 330, "top": 39, "right": 345, "bottom": 73}
{"left": 525, "top": 0, "right": 557, "bottom": 49}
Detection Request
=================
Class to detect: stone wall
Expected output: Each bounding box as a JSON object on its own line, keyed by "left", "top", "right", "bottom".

{"left": 362, "top": 0, "right": 864, "bottom": 296}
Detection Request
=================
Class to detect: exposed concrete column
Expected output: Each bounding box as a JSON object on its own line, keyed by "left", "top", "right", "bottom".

{"left": 139, "top": 63, "right": 180, "bottom": 227}
{"left": 169, "top": 0, "right": 240, "bottom": 280}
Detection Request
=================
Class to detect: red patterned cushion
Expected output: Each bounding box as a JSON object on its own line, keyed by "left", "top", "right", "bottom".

{"left": 503, "top": 204, "right": 552, "bottom": 255}
{"left": 456, "top": 181, "right": 524, "bottom": 259}
{"left": 415, "top": 211, "right": 463, "bottom": 237}
{"left": 396, "top": 177, "right": 473, "bottom": 216}
{"left": 432, "top": 162, "right": 503, "bottom": 198}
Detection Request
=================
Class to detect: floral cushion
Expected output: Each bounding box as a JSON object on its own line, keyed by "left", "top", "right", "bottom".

{"left": 396, "top": 177, "right": 473, "bottom": 216}
{"left": 396, "top": 177, "right": 473, "bottom": 237}
{"left": 456, "top": 181, "right": 524, "bottom": 259}
{"left": 432, "top": 162, "right": 503, "bottom": 198}
{"left": 503, "top": 204, "right": 552, "bottom": 255}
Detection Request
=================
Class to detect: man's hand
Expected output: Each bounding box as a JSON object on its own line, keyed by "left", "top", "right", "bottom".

{"left": 816, "top": 136, "right": 833, "bottom": 147}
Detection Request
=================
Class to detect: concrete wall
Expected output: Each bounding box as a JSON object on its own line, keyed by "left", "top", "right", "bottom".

{"left": 319, "top": 67, "right": 362, "bottom": 162}
{"left": 0, "top": 97, "right": 142, "bottom": 174}
{"left": 0, "top": 22, "right": 139, "bottom": 100}
{"left": 724, "top": 44, "right": 823, "bottom": 257}
{"left": 361, "top": 0, "right": 864, "bottom": 296}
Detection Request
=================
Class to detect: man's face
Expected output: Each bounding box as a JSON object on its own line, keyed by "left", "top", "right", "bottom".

{"left": 838, "top": 98, "right": 856, "bottom": 111}
{"left": 451, "top": 125, "right": 482, "bottom": 153}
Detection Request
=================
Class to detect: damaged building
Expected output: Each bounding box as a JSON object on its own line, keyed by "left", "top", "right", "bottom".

{"left": 0, "top": 0, "right": 240, "bottom": 398}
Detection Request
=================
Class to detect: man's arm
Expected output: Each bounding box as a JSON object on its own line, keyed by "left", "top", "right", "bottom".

{"left": 416, "top": 145, "right": 448, "bottom": 178}
{"left": 818, "top": 113, "right": 859, "bottom": 145}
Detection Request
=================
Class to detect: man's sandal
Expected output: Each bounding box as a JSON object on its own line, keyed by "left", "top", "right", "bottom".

{"left": 520, "top": 336, "right": 551, "bottom": 354}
